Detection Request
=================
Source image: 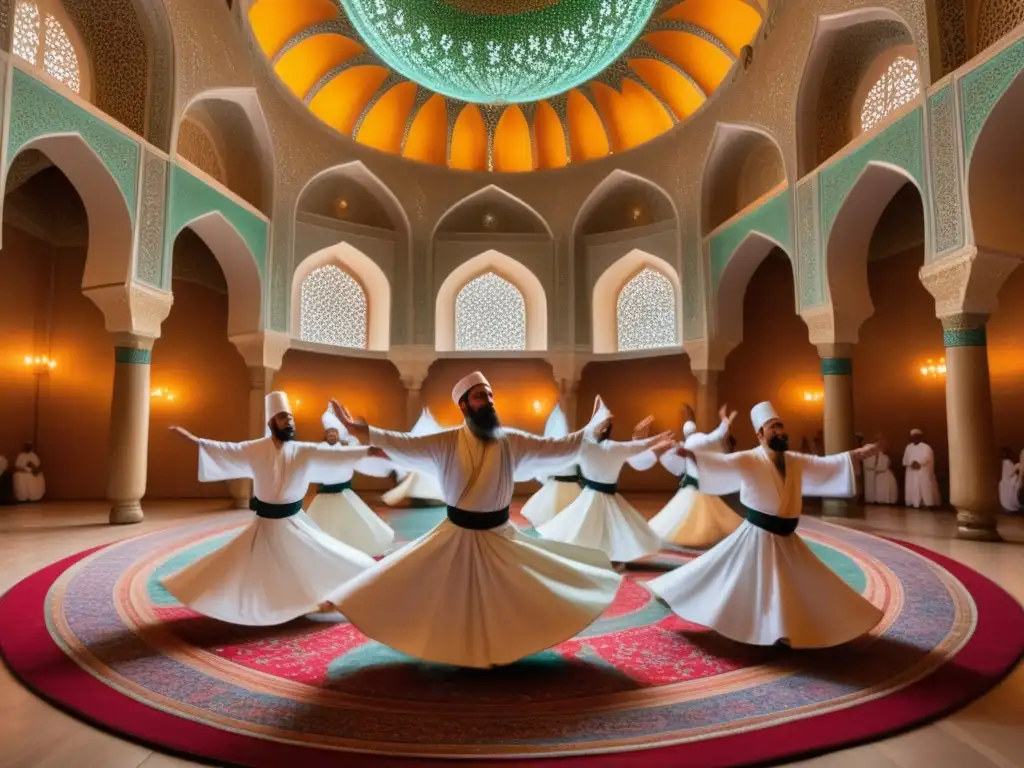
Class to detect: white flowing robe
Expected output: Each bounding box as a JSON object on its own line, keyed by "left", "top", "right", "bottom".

{"left": 535, "top": 436, "right": 665, "bottom": 562}
{"left": 13, "top": 451, "right": 44, "bottom": 502}
{"left": 333, "top": 424, "right": 622, "bottom": 669}
{"left": 903, "top": 441, "right": 941, "bottom": 508}
{"left": 648, "top": 420, "right": 741, "bottom": 547}
{"left": 862, "top": 454, "right": 878, "bottom": 504}
{"left": 873, "top": 453, "right": 899, "bottom": 504}
{"left": 161, "top": 437, "right": 378, "bottom": 626}
{"left": 999, "top": 459, "right": 1020, "bottom": 513}
{"left": 520, "top": 406, "right": 584, "bottom": 527}
{"left": 648, "top": 446, "right": 883, "bottom": 648}
{"left": 305, "top": 439, "right": 397, "bottom": 556}
{"left": 383, "top": 410, "right": 447, "bottom": 506}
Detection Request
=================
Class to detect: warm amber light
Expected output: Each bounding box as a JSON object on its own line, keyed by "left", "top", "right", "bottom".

{"left": 24, "top": 354, "right": 55, "bottom": 371}
{"left": 919, "top": 357, "right": 947, "bottom": 379}
{"left": 151, "top": 387, "right": 177, "bottom": 401}
{"left": 802, "top": 391, "right": 823, "bottom": 403}
{"left": 531, "top": 400, "right": 542, "bottom": 413}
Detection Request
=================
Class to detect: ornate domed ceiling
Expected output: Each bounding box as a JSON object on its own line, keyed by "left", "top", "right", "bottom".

{"left": 249, "top": 0, "right": 764, "bottom": 172}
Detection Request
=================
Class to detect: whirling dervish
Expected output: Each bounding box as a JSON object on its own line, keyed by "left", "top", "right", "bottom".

{"left": 381, "top": 407, "right": 446, "bottom": 507}
{"left": 648, "top": 404, "right": 742, "bottom": 548}
{"left": 305, "top": 407, "right": 396, "bottom": 556}
{"left": 648, "top": 401, "right": 885, "bottom": 649}
{"left": 161, "top": 392, "right": 381, "bottom": 626}
{"left": 520, "top": 403, "right": 582, "bottom": 527}
{"left": 535, "top": 396, "right": 675, "bottom": 564}
{"left": 326, "top": 371, "right": 624, "bottom": 669}
{"left": 872, "top": 451, "right": 899, "bottom": 505}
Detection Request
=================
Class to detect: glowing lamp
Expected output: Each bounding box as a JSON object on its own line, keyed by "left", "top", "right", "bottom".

{"left": 802, "top": 391, "right": 823, "bottom": 403}
{"left": 919, "top": 358, "right": 946, "bottom": 379}
{"left": 24, "top": 355, "right": 56, "bottom": 371}
{"left": 151, "top": 387, "right": 177, "bottom": 401}
{"left": 531, "top": 400, "right": 542, "bottom": 413}
{"left": 631, "top": 206, "right": 642, "bottom": 220}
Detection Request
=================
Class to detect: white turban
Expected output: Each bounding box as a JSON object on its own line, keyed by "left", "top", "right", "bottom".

{"left": 452, "top": 371, "right": 490, "bottom": 405}
{"left": 585, "top": 396, "right": 612, "bottom": 432}
{"left": 750, "top": 401, "right": 779, "bottom": 432}
{"left": 265, "top": 391, "right": 291, "bottom": 423}
{"left": 910, "top": 428, "right": 923, "bottom": 436}
{"left": 321, "top": 407, "right": 347, "bottom": 437}
{"left": 683, "top": 421, "right": 697, "bottom": 438}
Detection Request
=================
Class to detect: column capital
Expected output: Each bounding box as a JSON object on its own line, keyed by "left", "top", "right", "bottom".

{"left": 112, "top": 333, "right": 156, "bottom": 365}
{"left": 230, "top": 331, "right": 290, "bottom": 371}
{"left": 692, "top": 368, "right": 720, "bottom": 386}
{"left": 817, "top": 343, "right": 853, "bottom": 376}
{"left": 941, "top": 313, "right": 989, "bottom": 347}
{"left": 919, "top": 245, "right": 1021, "bottom": 320}
{"left": 85, "top": 282, "right": 173, "bottom": 339}
{"left": 546, "top": 351, "right": 589, "bottom": 390}
{"left": 682, "top": 338, "right": 734, "bottom": 372}
{"left": 799, "top": 305, "right": 861, "bottom": 346}
{"left": 388, "top": 345, "right": 437, "bottom": 390}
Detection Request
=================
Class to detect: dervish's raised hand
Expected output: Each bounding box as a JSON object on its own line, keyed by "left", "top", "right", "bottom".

{"left": 851, "top": 439, "right": 884, "bottom": 462}
{"left": 329, "top": 400, "right": 369, "bottom": 442}
{"left": 168, "top": 425, "right": 198, "bottom": 442}
{"left": 632, "top": 415, "right": 654, "bottom": 440}
{"left": 719, "top": 404, "right": 738, "bottom": 426}
{"left": 650, "top": 437, "right": 678, "bottom": 456}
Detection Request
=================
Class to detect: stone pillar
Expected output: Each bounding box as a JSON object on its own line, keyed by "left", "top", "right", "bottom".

{"left": 693, "top": 369, "right": 720, "bottom": 433}
{"left": 389, "top": 346, "right": 437, "bottom": 429}
{"left": 941, "top": 315, "right": 1001, "bottom": 541}
{"left": 107, "top": 336, "right": 155, "bottom": 524}
{"left": 402, "top": 374, "right": 427, "bottom": 429}
{"left": 817, "top": 344, "right": 861, "bottom": 518}
{"left": 547, "top": 352, "right": 588, "bottom": 427}
{"left": 228, "top": 365, "right": 277, "bottom": 509}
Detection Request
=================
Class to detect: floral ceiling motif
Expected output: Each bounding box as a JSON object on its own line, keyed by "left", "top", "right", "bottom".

{"left": 250, "top": 0, "right": 765, "bottom": 171}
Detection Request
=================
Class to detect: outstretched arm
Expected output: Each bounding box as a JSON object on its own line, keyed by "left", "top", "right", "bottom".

{"left": 297, "top": 442, "right": 376, "bottom": 483}
{"left": 170, "top": 426, "right": 255, "bottom": 482}
{"left": 675, "top": 445, "right": 745, "bottom": 495}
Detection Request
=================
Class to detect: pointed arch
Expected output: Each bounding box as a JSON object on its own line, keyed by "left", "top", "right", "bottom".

{"left": 572, "top": 169, "right": 679, "bottom": 234}
{"left": 592, "top": 249, "right": 681, "bottom": 353}
{"left": 716, "top": 231, "right": 790, "bottom": 345}
{"left": 433, "top": 185, "right": 553, "bottom": 238}
{"left": 177, "top": 211, "right": 264, "bottom": 338}
{"left": 435, "top": 249, "right": 547, "bottom": 352}
{"left": 291, "top": 242, "right": 391, "bottom": 351}
{"left": 701, "top": 122, "right": 786, "bottom": 235}
{"left": 8, "top": 134, "right": 134, "bottom": 291}
{"left": 825, "top": 161, "right": 924, "bottom": 337}
{"left": 296, "top": 159, "right": 410, "bottom": 235}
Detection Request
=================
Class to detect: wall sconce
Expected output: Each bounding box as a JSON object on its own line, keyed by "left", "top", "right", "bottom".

{"left": 802, "top": 390, "right": 824, "bottom": 403}
{"left": 24, "top": 355, "right": 55, "bottom": 445}
{"left": 531, "top": 399, "right": 543, "bottom": 414}
{"left": 24, "top": 355, "right": 56, "bottom": 372}
{"left": 630, "top": 206, "right": 642, "bottom": 221}
{"left": 334, "top": 198, "right": 349, "bottom": 216}
{"left": 151, "top": 387, "right": 176, "bottom": 402}
{"left": 919, "top": 358, "right": 946, "bottom": 379}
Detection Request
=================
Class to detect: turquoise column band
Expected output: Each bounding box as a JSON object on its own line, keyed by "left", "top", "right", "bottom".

{"left": 820, "top": 357, "right": 852, "bottom": 376}
{"left": 943, "top": 327, "right": 987, "bottom": 347}
{"left": 114, "top": 347, "right": 152, "bottom": 365}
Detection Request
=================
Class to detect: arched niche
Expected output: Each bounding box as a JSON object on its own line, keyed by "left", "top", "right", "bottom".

{"left": 967, "top": 69, "right": 1024, "bottom": 258}
{"left": 591, "top": 249, "right": 681, "bottom": 354}
{"left": 433, "top": 185, "right": 553, "bottom": 237}
{"left": 176, "top": 89, "right": 275, "bottom": 216}
{"left": 574, "top": 169, "right": 678, "bottom": 237}
{"left": 701, "top": 123, "right": 786, "bottom": 235}
{"left": 173, "top": 211, "right": 263, "bottom": 338}
{"left": 297, "top": 161, "right": 408, "bottom": 233}
{"left": 435, "top": 249, "right": 547, "bottom": 352}
{"left": 795, "top": 10, "right": 920, "bottom": 175}
{"left": 7, "top": 135, "right": 133, "bottom": 291}
{"left": 716, "top": 232, "right": 791, "bottom": 345}
{"left": 290, "top": 242, "right": 391, "bottom": 351}
{"left": 826, "top": 162, "right": 925, "bottom": 337}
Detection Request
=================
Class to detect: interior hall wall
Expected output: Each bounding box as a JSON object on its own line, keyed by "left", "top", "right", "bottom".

{"left": 577, "top": 355, "right": 698, "bottom": 491}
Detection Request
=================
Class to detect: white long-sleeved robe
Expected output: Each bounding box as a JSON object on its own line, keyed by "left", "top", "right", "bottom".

{"left": 648, "top": 446, "right": 883, "bottom": 648}
{"left": 535, "top": 436, "right": 665, "bottom": 562}
{"left": 648, "top": 420, "right": 742, "bottom": 548}
{"left": 903, "top": 441, "right": 941, "bottom": 508}
{"left": 161, "top": 436, "right": 378, "bottom": 626}
{"left": 520, "top": 405, "right": 583, "bottom": 527}
{"left": 382, "top": 410, "right": 447, "bottom": 507}
{"left": 862, "top": 453, "right": 878, "bottom": 504}
{"left": 873, "top": 453, "right": 899, "bottom": 504}
{"left": 999, "top": 459, "right": 1020, "bottom": 513}
{"left": 305, "top": 438, "right": 397, "bottom": 556}
{"left": 13, "top": 451, "right": 45, "bottom": 502}
{"left": 332, "top": 424, "right": 622, "bottom": 669}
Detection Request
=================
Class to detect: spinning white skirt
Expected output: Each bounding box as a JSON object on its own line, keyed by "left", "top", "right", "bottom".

{"left": 334, "top": 520, "right": 621, "bottom": 668}
{"left": 381, "top": 471, "right": 445, "bottom": 506}
{"left": 520, "top": 478, "right": 582, "bottom": 527}
{"left": 647, "top": 520, "right": 884, "bottom": 648}
{"left": 648, "top": 485, "right": 741, "bottom": 548}
{"left": 536, "top": 489, "right": 662, "bottom": 563}
{"left": 162, "top": 512, "right": 377, "bottom": 626}
{"left": 306, "top": 487, "right": 396, "bottom": 556}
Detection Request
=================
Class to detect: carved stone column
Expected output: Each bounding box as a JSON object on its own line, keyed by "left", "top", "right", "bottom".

{"left": 106, "top": 335, "right": 156, "bottom": 524}
{"left": 389, "top": 346, "right": 438, "bottom": 428}
{"left": 547, "top": 352, "right": 588, "bottom": 427}
{"left": 817, "top": 343, "right": 861, "bottom": 518}
{"left": 693, "top": 369, "right": 720, "bottom": 433}
{"left": 682, "top": 339, "right": 733, "bottom": 434}
{"left": 920, "top": 246, "right": 1021, "bottom": 541}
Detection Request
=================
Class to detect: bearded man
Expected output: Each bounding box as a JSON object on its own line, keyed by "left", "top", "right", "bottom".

{"left": 325, "top": 371, "right": 629, "bottom": 669}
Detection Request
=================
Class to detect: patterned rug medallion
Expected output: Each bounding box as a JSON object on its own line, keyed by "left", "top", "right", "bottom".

{"left": 1, "top": 506, "right": 1022, "bottom": 767}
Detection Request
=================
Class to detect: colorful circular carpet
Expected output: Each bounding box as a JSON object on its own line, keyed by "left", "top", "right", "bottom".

{"left": 1, "top": 507, "right": 1022, "bottom": 768}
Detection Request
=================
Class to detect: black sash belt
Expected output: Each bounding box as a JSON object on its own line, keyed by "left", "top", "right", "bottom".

{"left": 744, "top": 506, "right": 799, "bottom": 536}
{"left": 250, "top": 498, "right": 304, "bottom": 519}
{"left": 581, "top": 476, "right": 618, "bottom": 495}
{"left": 553, "top": 474, "right": 580, "bottom": 484}
{"left": 318, "top": 480, "right": 352, "bottom": 494}
{"left": 446, "top": 505, "right": 510, "bottom": 530}
{"left": 678, "top": 474, "right": 699, "bottom": 490}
